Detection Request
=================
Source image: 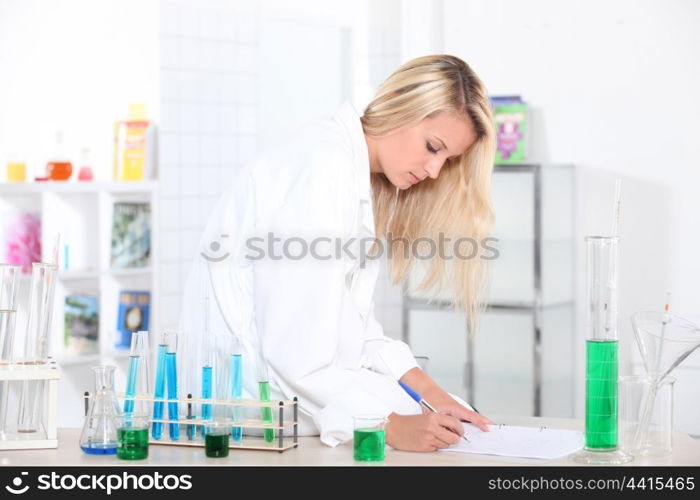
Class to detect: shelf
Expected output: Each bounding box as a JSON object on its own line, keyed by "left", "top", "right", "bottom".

{"left": 59, "top": 270, "right": 100, "bottom": 281}
{"left": 0, "top": 181, "right": 157, "bottom": 194}
{"left": 56, "top": 354, "right": 101, "bottom": 366}
{"left": 108, "top": 267, "right": 153, "bottom": 277}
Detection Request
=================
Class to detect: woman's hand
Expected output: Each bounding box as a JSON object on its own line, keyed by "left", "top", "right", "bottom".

{"left": 420, "top": 386, "right": 494, "bottom": 431}
{"left": 385, "top": 412, "right": 465, "bottom": 452}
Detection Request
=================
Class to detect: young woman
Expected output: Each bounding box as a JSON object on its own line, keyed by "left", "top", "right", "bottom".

{"left": 182, "top": 54, "right": 496, "bottom": 452}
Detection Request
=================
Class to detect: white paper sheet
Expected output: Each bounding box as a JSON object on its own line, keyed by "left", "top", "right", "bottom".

{"left": 439, "top": 423, "right": 584, "bottom": 460}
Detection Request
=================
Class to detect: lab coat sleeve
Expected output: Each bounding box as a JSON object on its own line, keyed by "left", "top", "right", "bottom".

{"left": 360, "top": 308, "right": 419, "bottom": 380}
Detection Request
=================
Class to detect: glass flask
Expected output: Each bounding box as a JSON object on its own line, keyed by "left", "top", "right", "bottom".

{"left": 80, "top": 365, "right": 121, "bottom": 455}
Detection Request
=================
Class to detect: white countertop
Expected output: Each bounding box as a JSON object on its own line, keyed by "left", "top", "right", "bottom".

{"left": 1, "top": 416, "right": 698, "bottom": 466}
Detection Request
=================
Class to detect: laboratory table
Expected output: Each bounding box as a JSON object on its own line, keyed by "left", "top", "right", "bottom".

{"left": 1, "top": 416, "right": 698, "bottom": 466}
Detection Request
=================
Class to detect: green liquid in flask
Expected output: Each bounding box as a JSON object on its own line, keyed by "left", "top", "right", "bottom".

{"left": 353, "top": 429, "right": 385, "bottom": 461}
{"left": 585, "top": 339, "right": 618, "bottom": 450}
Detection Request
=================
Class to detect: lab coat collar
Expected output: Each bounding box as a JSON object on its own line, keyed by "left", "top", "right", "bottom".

{"left": 335, "top": 102, "right": 379, "bottom": 325}
{"left": 335, "top": 102, "right": 372, "bottom": 203}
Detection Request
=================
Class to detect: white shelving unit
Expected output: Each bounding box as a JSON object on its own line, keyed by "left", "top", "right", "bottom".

{"left": 0, "top": 181, "right": 158, "bottom": 366}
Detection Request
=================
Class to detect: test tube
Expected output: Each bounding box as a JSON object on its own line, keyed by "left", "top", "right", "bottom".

{"left": 201, "top": 346, "right": 214, "bottom": 421}
{"left": 230, "top": 346, "right": 242, "bottom": 441}
{"left": 166, "top": 332, "right": 179, "bottom": 440}
{"left": 151, "top": 332, "right": 168, "bottom": 439}
{"left": 17, "top": 262, "right": 58, "bottom": 433}
{"left": 124, "top": 331, "right": 150, "bottom": 415}
{"left": 0, "top": 264, "right": 20, "bottom": 435}
{"left": 256, "top": 352, "right": 275, "bottom": 443}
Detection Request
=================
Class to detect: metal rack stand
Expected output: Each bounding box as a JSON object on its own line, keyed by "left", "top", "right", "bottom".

{"left": 83, "top": 393, "right": 299, "bottom": 453}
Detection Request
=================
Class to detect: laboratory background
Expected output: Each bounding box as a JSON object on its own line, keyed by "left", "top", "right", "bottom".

{"left": 0, "top": 0, "right": 698, "bottom": 441}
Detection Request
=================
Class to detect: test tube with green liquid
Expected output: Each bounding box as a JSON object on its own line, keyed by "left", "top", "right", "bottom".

{"left": 571, "top": 236, "right": 631, "bottom": 464}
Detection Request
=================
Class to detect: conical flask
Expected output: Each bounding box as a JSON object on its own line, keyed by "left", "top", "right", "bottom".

{"left": 79, "top": 365, "right": 121, "bottom": 455}
{"left": 632, "top": 312, "right": 700, "bottom": 382}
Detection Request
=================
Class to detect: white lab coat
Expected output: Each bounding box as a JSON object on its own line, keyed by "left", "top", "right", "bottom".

{"left": 180, "top": 102, "right": 422, "bottom": 447}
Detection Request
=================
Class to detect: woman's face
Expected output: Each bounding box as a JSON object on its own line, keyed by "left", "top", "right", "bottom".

{"left": 367, "top": 112, "right": 478, "bottom": 190}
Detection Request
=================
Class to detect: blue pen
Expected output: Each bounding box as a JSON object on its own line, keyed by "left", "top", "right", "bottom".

{"left": 398, "top": 381, "right": 470, "bottom": 443}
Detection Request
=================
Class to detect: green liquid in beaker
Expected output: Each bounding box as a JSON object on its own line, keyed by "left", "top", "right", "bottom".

{"left": 353, "top": 429, "right": 386, "bottom": 461}
{"left": 585, "top": 339, "right": 618, "bottom": 450}
{"left": 205, "top": 433, "right": 230, "bottom": 458}
{"left": 117, "top": 428, "right": 149, "bottom": 460}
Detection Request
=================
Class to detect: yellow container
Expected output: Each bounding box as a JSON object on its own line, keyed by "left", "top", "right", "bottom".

{"left": 6, "top": 161, "right": 27, "bottom": 182}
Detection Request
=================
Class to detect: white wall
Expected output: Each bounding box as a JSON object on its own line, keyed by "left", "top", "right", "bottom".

{"left": 443, "top": 0, "right": 700, "bottom": 429}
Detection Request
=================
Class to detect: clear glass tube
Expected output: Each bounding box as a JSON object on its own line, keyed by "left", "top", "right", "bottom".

{"left": 0, "top": 264, "right": 20, "bottom": 311}
{"left": 571, "top": 236, "right": 631, "bottom": 464}
{"left": 0, "top": 264, "right": 20, "bottom": 436}
{"left": 21, "top": 263, "right": 58, "bottom": 364}
{"left": 79, "top": 365, "right": 121, "bottom": 455}
{"left": 124, "top": 331, "right": 150, "bottom": 415}
{"left": 17, "top": 262, "right": 58, "bottom": 433}
{"left": 0, "top": 310, "right": 17, "bottom": 437}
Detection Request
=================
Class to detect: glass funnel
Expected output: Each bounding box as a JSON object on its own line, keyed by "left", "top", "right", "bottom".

{"left": 80, "top": 366, "right": 122, "bottom": 455}
{"left": 629, "top": 312, "right": 700, "bottom": 453}
{"left": 632, "top": 312, "right": 700, "bottom": 382}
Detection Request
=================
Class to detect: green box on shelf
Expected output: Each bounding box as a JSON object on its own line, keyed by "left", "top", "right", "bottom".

{"left": 491, "top": 96, "right": 527, "bottom": 164}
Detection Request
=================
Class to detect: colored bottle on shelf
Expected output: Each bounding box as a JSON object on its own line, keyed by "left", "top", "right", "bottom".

{"left": 6, "top": 155, "right": 26, "bottom": 182}
{"left": 47, "top": 131, "right": 72, "bottom": 181}
{"left": 77, "top": 147, "right": 94, "bottom": 181}
{"left": 113, "top": 103, "right": 156, "bottom": 181}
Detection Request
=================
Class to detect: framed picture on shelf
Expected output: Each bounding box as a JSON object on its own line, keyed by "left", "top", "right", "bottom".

{"left": 116, "top": 290, "right": 151, "bottom": 349}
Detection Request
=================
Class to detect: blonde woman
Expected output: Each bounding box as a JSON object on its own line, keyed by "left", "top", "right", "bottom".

{"left": 182, "top": 54, "right": 496, "bottom": 452}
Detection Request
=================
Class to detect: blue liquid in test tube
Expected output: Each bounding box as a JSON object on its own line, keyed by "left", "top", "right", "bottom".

{"left": 152, "top": 344, "right": 167, "bottom": 439}
{"left": 230, "top": 354, "right": 242, "bottom": 441}
{"left": 124, "top": 356, "right": 139, "bottom": 414}
{"left": 202, "top": 365, "right": 213, "bottom": 420}
{"left": 166, "top": 352, "right": 180, "bottom": 440}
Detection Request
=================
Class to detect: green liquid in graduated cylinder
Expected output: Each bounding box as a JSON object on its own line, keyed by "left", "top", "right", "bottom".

{"left": 259, "top": 381, "right": 275, "bottom": 443}
{"left": 353, "top": 429, "right": 385, "bottom": 461}
{"left": 205, "top": 433, "right": 229, "bottom": 458}
{"left": 585, "top": 340, "right": 618, "bottom": 450}
{"left": 117, "top": 428, "right": 149, "bottom": 460}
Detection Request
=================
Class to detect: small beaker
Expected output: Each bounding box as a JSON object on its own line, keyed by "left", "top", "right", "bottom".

{"left": 79, "top": 366, "right": 121, "bottom": 455}
{"left": 204, "top": 420, "right": 230, "bottom": 458}
{"left": 620, "top": 375, "right": 674, "bottom": 457}
{"left": 353, "top": 415, "right": 387, "bottom": 462}
{"left": 117, "top": 413, "right": 150, "bottom": 460}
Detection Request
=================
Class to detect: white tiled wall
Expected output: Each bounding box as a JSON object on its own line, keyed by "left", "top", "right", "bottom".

{"left": 157, "top": 0, "right": 260, "bottom": 330}
{"left": 364, "top": 1, "right": 406, "bottom": 341}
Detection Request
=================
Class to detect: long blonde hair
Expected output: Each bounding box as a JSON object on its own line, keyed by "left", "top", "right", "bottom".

{"left": 361, "top": 54, "right": 495, "bottom": 333}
